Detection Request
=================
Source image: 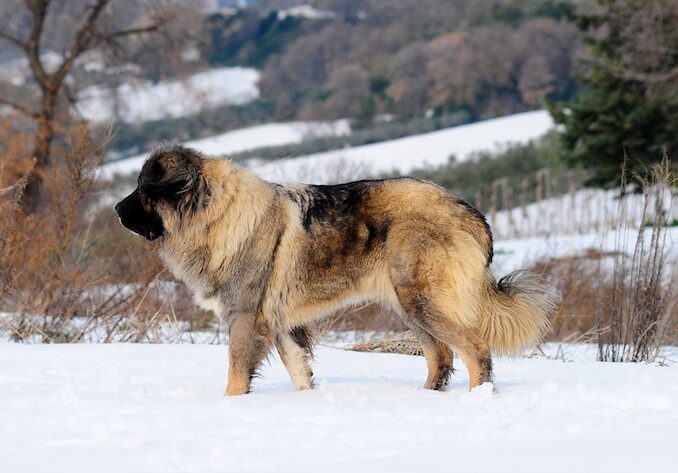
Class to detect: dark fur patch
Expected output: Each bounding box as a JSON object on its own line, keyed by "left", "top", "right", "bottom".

{"left": 455, "top": 197, "right": 494, "bottom": 265}
{"left": 291, "top": 181, "right": 373, "bottom": 231}
{"left": 289, "top": 325, "right": 314, "bottom": 358}
{"left": 479, "top": 354, "right": 494, "bottom": 384}
{"left": 284, "top": 181, "right": 393, "bottom": 286}
{"left": 142, "top": 144, "right": 211, "bottom": 215}
{"left": 365, "top": 219, "right": 391, "bottom": 251}
{"left": 431, "top": 363, "right": 453, "bottom": 391}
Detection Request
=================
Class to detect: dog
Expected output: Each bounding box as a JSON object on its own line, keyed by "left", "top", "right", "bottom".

{"left": 115, "top": 145, "right": 553, "bottom": 395}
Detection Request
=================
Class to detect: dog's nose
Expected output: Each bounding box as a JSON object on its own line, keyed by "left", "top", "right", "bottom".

{"left": 114, "top": 202, "right": 122, "bottom": 215}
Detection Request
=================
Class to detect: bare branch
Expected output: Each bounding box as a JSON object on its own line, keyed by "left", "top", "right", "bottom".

{"left": 52, "top": 0, "right": 111, "bottom": 87}
{"left": 23, "top": 0, "right": 50, "bottom": 89}
{"left": 51, "top": 2, "right": 165, "bottom": 88}
{"left": 62, "top": 82, "right": 77, "bottom": 106}
{"left": 0, "top": 182, "right": 19, "bottom": 196}
{"left": 0, "top": 29, "right": 26, "bottom": 50}
{"left": 100, "top": 24, "right": 161, "bottom": 43}
{"left": 0, "top": 97, "right": 39, "bottom": 118}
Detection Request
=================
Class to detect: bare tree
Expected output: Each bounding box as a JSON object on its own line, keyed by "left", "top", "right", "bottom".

{"left": 0, "top": 0, "right": 174, "bottom": 212}
{"left": 601, "top": 0, "right": 677, "bottom": 95}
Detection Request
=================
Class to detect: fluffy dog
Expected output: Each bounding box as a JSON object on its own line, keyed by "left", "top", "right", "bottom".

{"left": 115, "top": 145, "right": 553, "bottom": 395}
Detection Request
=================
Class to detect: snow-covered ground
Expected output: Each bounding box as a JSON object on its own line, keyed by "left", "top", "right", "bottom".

{"left": 254, "top": 110, "right": 554, "bottom": 184}
{"left": 489, "top": 185, "right": 677, "bottom": 239}
{"left": 100, "top": 110, "right": 551, "bottom": 182}
{"left": 491, "top": 226, "right": 678, "bottom": 276}
{"left": 1, "top": 343, "right": 675, "bottom": 472}
{"left": 77, "top": 67, "right": 260, "bottom": 124}
{"left": 278, "top": 4, "right": 337, "bottom": 20}
{"left": 99, "top": 119, "right": 351, "bottom": 179}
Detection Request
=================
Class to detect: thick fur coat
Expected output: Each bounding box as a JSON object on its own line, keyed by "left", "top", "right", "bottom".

{"left": 116, "top": 145, "right": 554, "bottom": 395}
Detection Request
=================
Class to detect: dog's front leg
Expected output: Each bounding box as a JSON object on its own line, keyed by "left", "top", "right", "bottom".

{"left": 226, "top": 313, "right": 258, "bottom": 396}
{"left": 275, "top": 327, "right": 314, "bottom": 391}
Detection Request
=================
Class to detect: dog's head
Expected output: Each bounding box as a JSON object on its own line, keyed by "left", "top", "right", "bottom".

{"left": 115, "top": 145, "right": 211, "bottom": 241}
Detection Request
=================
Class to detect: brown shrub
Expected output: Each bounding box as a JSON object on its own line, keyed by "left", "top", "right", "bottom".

{"left": 532, "top": 250, "right": 618, "bottom": 343}
{"left": 0, "top": 124, "right": 190, "bottom": 343}
{"left": 313, "top": 302, "right": 407, "bottom": 337}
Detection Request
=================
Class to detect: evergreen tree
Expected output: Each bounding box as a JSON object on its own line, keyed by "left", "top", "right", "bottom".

{"left": 549, "top": 0, "right": 677, "bottom": 186}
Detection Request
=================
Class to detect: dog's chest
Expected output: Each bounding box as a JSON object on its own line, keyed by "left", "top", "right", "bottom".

{"left": 160, "top": 248, "right": 225, "bottom": 316}
{"left": 194, "top": 293, "right": 225, "bottom": 317}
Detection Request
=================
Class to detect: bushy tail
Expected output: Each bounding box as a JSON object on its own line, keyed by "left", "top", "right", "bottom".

{"left": 478, "top": 270, "right": 555, "bottom": 356}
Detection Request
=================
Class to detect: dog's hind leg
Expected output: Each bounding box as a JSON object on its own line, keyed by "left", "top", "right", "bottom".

{"left": 403, "top": 320, "right": 454, "bottom": 390}
{"left": 276, "top": 326, "right": 314, "bottom": 391}
{"left": 440, "top": 327, "right": 493, "bottom": 390}
{"left": 395, "top": 288, "right": 493, "bottom": 390}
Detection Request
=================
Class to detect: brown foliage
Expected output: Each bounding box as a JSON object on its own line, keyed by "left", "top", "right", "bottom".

{"left": 0, "top": 123, "right": 193, "bottom": 343}
{"left": 532, "top": 250, "right": 617, "bottom": 343}
{"left": 260, "top": 3, "right": 580, "bottom": 120}
{"left": 0, "top": 0, "right": 180, "bottom": 212}
{"left": 597, "top": 154, "right": 675, "bottom": 361}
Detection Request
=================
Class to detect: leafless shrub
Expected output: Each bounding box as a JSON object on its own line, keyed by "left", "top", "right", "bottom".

{"left": 532, "top": 249, "right": 618, "bottom": 342}
{"left": 313, "top": 302, "right": 407, "bottom": 339}
{"left": 0, "top": 124, "right": 187, "bottom": 343}
{"left": 598, "top": 153, "right": 675, "bottom": 362}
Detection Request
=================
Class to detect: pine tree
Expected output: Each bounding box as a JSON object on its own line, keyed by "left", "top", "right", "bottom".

{"left": 549, "top": 0, "right": 677, "bottom": 187}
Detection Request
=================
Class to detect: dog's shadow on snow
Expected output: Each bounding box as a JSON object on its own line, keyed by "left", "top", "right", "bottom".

{"left": 252, "top": 376, "right": 521, "bottom": 395}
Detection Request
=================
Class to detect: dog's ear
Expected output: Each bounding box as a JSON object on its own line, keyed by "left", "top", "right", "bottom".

{"left": 145, "top": 174, "right": 193, "bottom": 198}
{"left": 145, "top": 159, "right": 197, "bottom": 199}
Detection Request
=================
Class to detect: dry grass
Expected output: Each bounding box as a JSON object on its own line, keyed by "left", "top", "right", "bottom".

{"left": 313, "top": 302, "right": 408, "bottom": 336}
{"left": 347, "top": 335, "right": 423, "bottom": 356}
{"left": 532, "top": 249, "right": 618, "bottom": 342}
{"left": 0, "top": 125, "right": 197, "bottom": 343}
{"left": 597, "top": 154, "right": 675, "bottom": 362}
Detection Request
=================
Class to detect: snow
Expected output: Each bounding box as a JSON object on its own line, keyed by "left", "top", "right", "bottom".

{"left": 278, "top": 5, "right": 338, "bottom": 20}
{"left": 100, "top": 110, "right": 551, "bottom": 184}
{"left": 489, "top": 185, "right": 677, "bottom": 239}
{"left": 491, "top": 226, "right": 678, "bottom": 276}
{"left": 77, "top": 67, "right": 260, "bottom": 124}
{"left": 0, "top": 51, "right": 62, "bottom": 86}
{"left": 99, "top": 119, "right": 351, "bottom": 179}
{"left": 1, "top": 343, "right": 675, "bottom": 472}
{"left": 253, "top": 110, "right": 554, "bottom": 184}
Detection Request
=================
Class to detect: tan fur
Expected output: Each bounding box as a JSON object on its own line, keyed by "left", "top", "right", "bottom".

{"left": 477, "top": 270, "right": 555, "bottom": 356}
{"left": 123, "top": 148, "right": 554, "bottom": 394}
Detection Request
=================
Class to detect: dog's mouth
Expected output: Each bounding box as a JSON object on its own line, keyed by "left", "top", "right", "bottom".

{"left": 146, "top": 228, "right": 163, "bottom": 241}
{"left": 117, "top": 218, "right": 163, "bottom": 241}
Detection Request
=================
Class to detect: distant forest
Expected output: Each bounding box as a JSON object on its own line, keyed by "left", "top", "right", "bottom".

{"left": 201, "top": 0, "right": 583, "bottom": 123}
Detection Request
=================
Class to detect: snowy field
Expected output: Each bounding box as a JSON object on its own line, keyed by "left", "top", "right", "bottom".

{"left": 100, "top": 119, "right": 351, "bottom": 179}
{"left": 77, "top": 67, "right": 260, "bottom": 124}
{"left": 491, "top": 226, "right": 678, "bottom": 276}
{"left": 254, "top": 110, "right": 554, "bottom": 184}
{"left": 489, "top": 185, "right": 677, "bottom": 239}
{"left": 1, "top": 343, "right": 675, "bottom": 472}
{"left": 100, "top": 110, "right": 552, "bottom": 182}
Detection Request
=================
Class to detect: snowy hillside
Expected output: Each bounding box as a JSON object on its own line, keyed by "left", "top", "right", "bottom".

{"left": 253, "top": 110, "right": 554, "bottom": 184}
{"left": 1, "top": 343, "right": 675, "bottom": 472}
{"left": 77, "top": 67, "right": 260, "bottom": 124}
{"left": 491, "top": 226, "right": 678, "bottom": 277}
{"left": 489, "top": 185, "right": 677, "bottom": 239}
{"left": 101, "top": 110, "right": 552, "bottom": 182}
{"left": 99, "top": 119, "right": 350, "bottom": 179}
